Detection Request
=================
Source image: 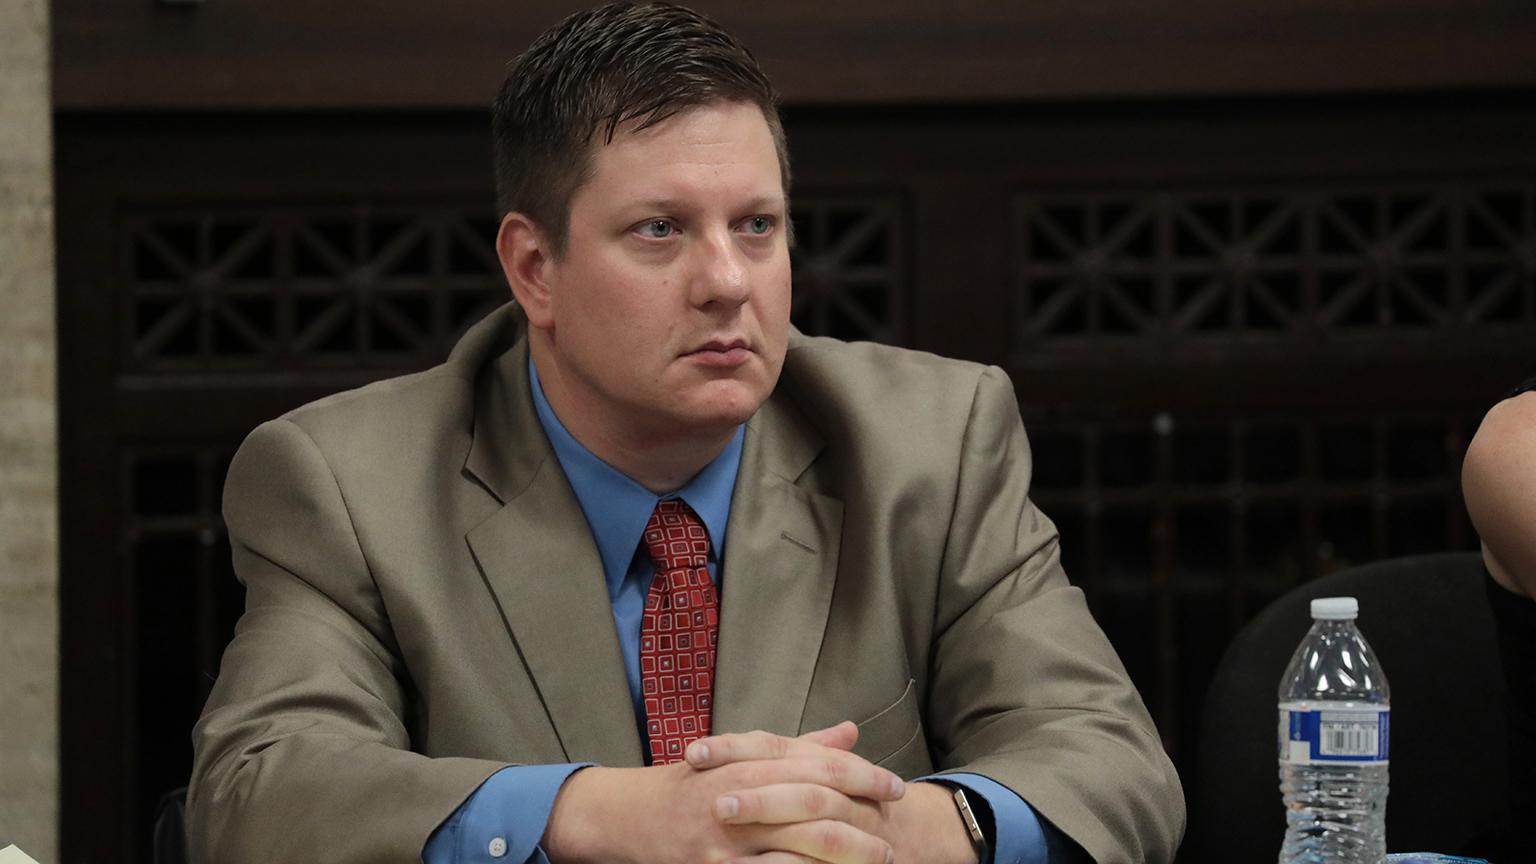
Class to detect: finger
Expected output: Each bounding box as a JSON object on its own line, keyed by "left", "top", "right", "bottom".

{"left": 688, "top": 728, "right": 791, "bottom": 767}
{"left": 716, "top": 783, "right": 860, "bottom": 825}
{"left": 731, "top": 754, "right": 904, "bottom": 803}
{"left": 686, "top": 732, "right": 904, "bottom": 802}
{"left": 749, "top": 819, "right": 894, "bottom": 864}
{"left": 725, "top": 853, "right": 829, "bottom": 864}
{"left": 790, "top": 753, "right": 903, "bottom": 802}
{"left": 687, "top": 726, "right": 869, "bottom": 772}
{"left": 797, "top": 721, "right": 858, "bottom": 752}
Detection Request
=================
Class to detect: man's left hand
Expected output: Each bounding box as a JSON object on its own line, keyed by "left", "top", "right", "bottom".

{"left": 685, "top": 724, "right": 980, "bottom": 864}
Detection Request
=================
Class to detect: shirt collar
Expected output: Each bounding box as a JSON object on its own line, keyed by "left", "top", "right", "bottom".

{"left": 528, "top": 357, "right": 742, "bottom": 594}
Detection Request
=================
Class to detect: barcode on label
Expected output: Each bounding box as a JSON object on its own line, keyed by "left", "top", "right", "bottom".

{"left": 1278, "top": 703, "right": 1389, "bottom": 763}
{"left": 1319, "top": 717, "right": 1379, "bottom": 757}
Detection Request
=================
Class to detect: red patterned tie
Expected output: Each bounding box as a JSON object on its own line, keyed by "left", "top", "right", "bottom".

{"left": 639, "top": 498, "right": 719, "bottom": 764}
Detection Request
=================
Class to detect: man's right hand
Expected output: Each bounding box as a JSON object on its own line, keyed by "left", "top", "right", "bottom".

{"left": 541, "top": 724, "right": 904, "bottom": 864}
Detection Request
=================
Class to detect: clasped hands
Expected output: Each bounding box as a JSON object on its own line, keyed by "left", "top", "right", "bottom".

{"left": 542, "top": 721, "right": 978, "bottom": 864}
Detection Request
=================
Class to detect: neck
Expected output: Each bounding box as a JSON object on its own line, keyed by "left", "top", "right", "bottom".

{"left": 530, "top": 342, "right": 734, "bottom": 495}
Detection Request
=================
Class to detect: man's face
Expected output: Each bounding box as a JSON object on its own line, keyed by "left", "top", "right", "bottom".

{"left": 535, "top": 100, "right": 792, "bottom": 447}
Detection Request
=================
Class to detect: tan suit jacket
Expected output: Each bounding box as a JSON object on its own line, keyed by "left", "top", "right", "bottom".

{"left": 188, "top": 303, "right": 1184, "bottom": 864}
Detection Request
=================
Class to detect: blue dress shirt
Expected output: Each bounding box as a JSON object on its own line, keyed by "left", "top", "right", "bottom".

{"left": 422, "top": 359, "right": 1056, "bottom": 864}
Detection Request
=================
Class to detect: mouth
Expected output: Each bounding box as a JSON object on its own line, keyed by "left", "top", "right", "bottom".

{"left": 685, "top": 337, "right": 753, "bottom": 367}
{"left": 693, "top": 337, "right": 750, "bottom": 354}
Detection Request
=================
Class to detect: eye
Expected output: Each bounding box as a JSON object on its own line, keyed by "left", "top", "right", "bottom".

{"left": 743, "top": 216, "right": 774, "bottom": 236}
{"left": 637, "top": 219, "right": 676, "bottom": 239}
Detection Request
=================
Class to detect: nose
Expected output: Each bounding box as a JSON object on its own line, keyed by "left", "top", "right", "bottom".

{"left": 690, "top": 228, "right": 750, "bottom": 309}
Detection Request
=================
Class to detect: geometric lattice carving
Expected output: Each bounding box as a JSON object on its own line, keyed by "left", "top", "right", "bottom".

{"left": 1030, "top": 411, "right": 1473, "bottom": 595}
{"left": 126, "top": 195, "right": 912, "bottom": 373}
{"left": 1017, "top": 181, "right": 1536, "bottom": 342}
{"left": 790, "top": 194, "right": 905, "bottom": 344}
{"left": 1026, "top": 409, "right": 1478, "bottom": 757}
{"left": 125, "top": 208, "right": 507, "bottom": 371}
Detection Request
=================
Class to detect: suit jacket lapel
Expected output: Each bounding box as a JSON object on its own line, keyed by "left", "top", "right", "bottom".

{"left": 713, "top": 388, "right": 843, "bottom": 737}
{"left": 462, "top": 328, "right": 645, "bottom": 767}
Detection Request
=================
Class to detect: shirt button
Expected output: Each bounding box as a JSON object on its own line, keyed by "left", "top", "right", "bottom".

{"left": 487, "top": 836, "right": 507, "bottom": 858}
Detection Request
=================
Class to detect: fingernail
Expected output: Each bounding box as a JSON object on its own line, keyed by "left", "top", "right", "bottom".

{"left": 890, "top": 776, "right": 905, "bottom": 797}
{"left": 885, "top": 849, "right": 896, "bottom": 864}
{"left": 688, "top": 742, "right": 710, "bottom": 763}
{"left": 716, "top": 795, "right": 739, "bottom": 820}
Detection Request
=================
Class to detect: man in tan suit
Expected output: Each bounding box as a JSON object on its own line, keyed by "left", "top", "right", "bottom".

{"left": 188, "top": 4, "right": 1184, "bottom": 863}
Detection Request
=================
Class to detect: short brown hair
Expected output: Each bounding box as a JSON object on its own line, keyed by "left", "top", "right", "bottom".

{"left": 491, "top": 2, "right": 790, "bottom": 256}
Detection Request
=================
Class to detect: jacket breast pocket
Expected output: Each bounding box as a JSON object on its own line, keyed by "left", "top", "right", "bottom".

{"left": 851, "top": 678, "right": 930, "bottom": 777}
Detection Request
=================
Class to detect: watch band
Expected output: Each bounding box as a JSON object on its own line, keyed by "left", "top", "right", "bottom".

{"left": 951, "top": 786, "right": 987, "bottom": 854}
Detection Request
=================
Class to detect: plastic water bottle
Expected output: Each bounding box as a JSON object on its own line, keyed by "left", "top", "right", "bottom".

{"left": 1278, "top": 596, "right": 1391, "bottom": 864}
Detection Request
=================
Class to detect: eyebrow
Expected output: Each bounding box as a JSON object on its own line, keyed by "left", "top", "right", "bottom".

{"left": 627, "top": 194, "right": 786, "bottom": 213}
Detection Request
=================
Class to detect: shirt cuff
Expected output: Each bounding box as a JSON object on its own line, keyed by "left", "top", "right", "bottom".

{"left": 920, "top": 772, "right": 1050, "bottom": 864}
{"left": 422, "top": 763, "right": 590, "bottom": 864}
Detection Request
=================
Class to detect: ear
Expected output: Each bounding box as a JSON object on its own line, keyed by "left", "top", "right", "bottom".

{"left": 496, "top": 212, "right": 556, "bottom": 330}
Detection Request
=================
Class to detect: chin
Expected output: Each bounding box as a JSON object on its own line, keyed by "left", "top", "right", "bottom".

{"left": 690, "top": 404, "right": 758, "bottom": 432}
{"left": 687, "top": 385, "right": 768, "bottom": 429}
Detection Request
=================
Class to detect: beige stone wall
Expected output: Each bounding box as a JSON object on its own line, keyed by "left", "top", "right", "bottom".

{"left": 0, "top": 0, "right": 58, "bottom": 859}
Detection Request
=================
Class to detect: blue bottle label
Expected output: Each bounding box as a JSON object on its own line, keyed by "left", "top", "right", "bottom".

{"left": 1278, "top": 702, "right": 1390, "bottom": 764}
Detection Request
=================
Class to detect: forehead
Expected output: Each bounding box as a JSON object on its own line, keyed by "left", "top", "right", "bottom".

{"left": 577, "top": 101, "right": 784, "bottom": 206}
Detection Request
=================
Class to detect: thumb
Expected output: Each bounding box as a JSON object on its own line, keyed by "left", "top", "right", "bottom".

{"left": 797, "top": 720, "right": 859, "bottom": 751}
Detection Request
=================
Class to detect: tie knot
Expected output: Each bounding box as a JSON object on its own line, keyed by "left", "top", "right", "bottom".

{"left": 643, "top": 499, "right": 710, "bottom": 573}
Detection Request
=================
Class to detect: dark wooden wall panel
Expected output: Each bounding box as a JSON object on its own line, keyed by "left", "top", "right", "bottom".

{"left": 53, "top": 0, "right": 1536, "bottom": 110}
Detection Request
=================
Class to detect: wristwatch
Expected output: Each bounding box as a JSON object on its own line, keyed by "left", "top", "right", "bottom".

{"left": 950, "top": 787, "right": 988, "bottom": 855}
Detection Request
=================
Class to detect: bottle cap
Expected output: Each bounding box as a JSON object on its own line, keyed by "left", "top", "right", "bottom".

{"left": 1310, "top": 596, "right": 1359, "bottom": 620}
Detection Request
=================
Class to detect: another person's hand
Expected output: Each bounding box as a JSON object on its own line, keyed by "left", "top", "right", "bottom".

{"left": 684, "top": 723, "right": 980, "bottom": 864}
{"left": 1465, "top": 390, "right": 1536, "bottom": 598}
{"left": 542, "top": 722, "right": 904, "bottom": 864}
